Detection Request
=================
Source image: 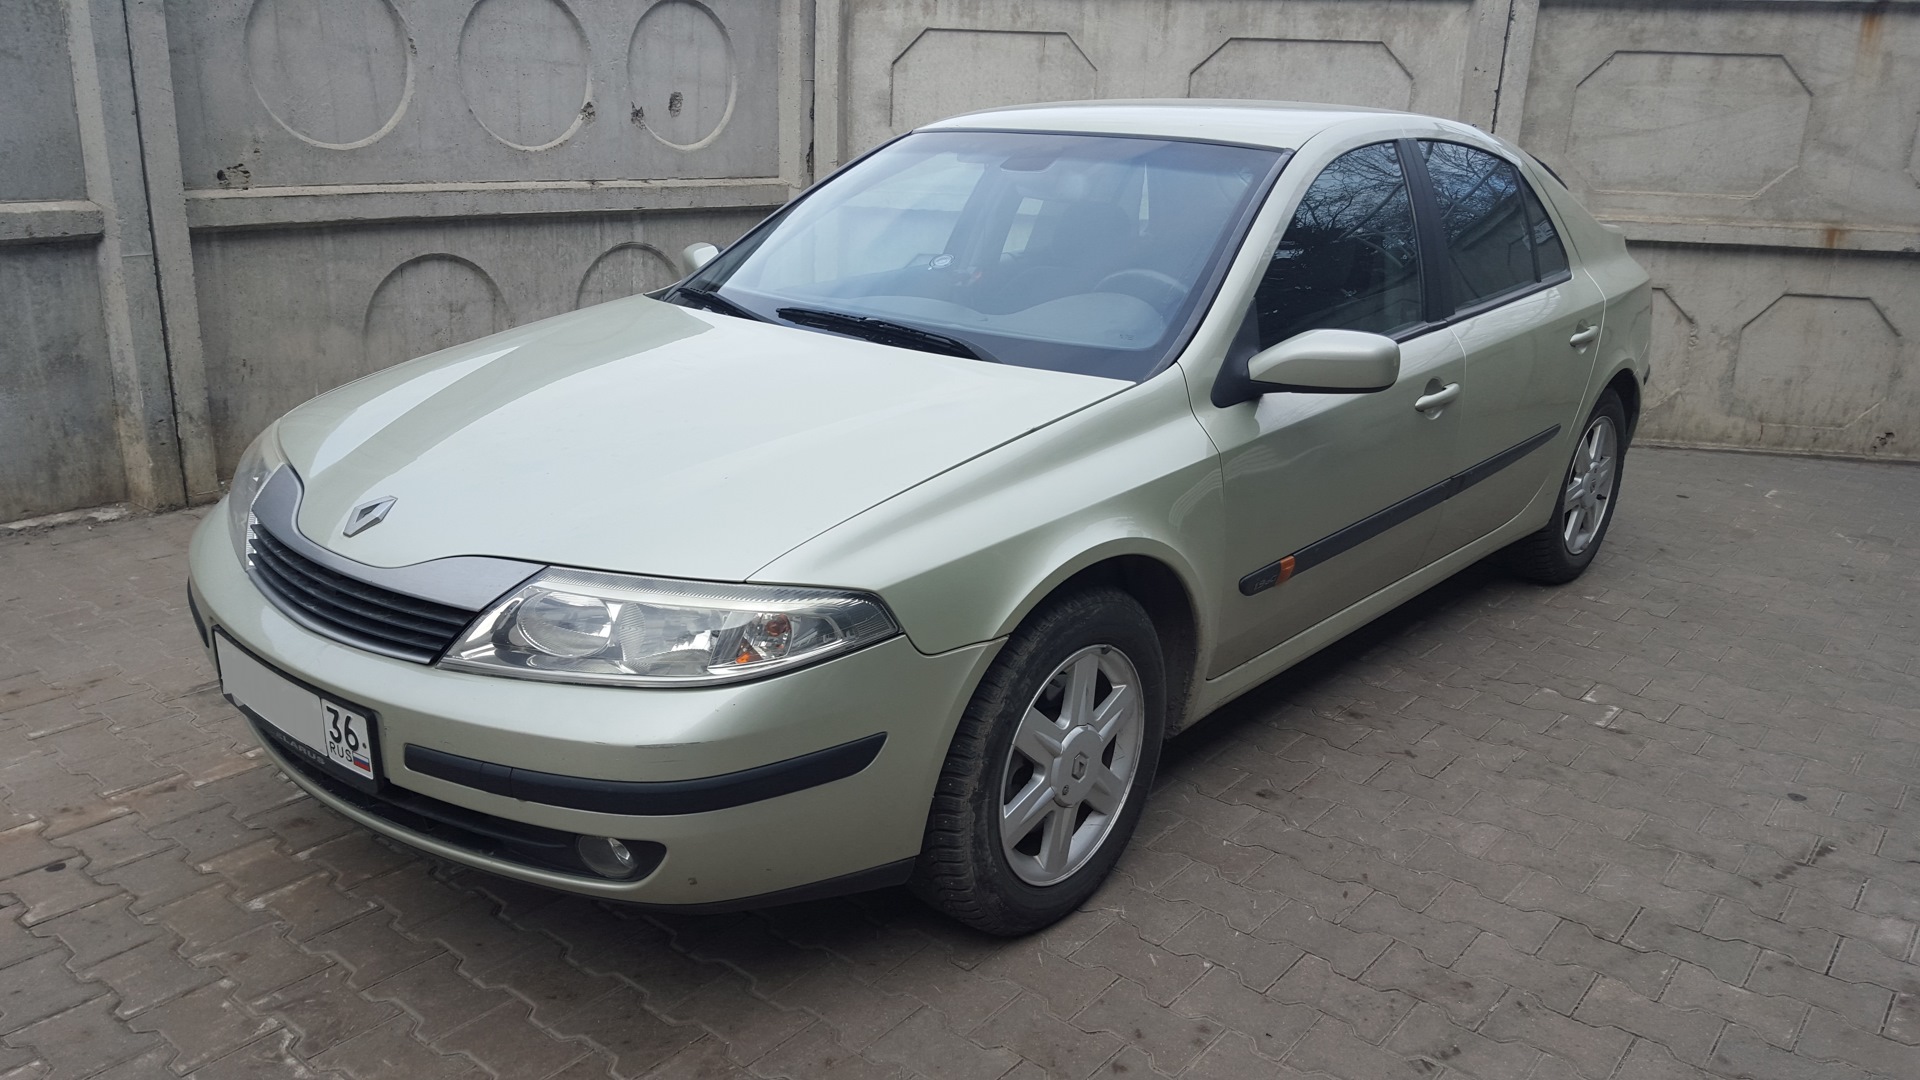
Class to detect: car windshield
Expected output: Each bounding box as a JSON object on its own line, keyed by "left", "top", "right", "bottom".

{"left": 676, "top": 130, "right": 1283, "bottom": 380}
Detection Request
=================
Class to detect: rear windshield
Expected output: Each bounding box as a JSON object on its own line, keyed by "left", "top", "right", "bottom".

{"left": 679, "top": 130, "right": 1283, "bottom": 380}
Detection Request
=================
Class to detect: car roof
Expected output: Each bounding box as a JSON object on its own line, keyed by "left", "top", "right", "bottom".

{"left": 917, "top": 99, "right": 1454, "bottom": 151}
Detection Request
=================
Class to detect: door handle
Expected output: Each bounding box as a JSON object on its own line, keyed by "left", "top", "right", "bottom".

{"left": 1414, "top": 383, "right": 1461, "bottom": 412}
{"left": 1569, "top": 323, "right": 1601, "bottom": 348}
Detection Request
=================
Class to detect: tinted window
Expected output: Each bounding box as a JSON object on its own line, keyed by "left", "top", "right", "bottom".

{"left": 1420, "top": 141, "right": 1535, "bottom": 310}
{"left": 1522, "top": 184, "right": 1569, "bottom": 278}
{"left": 1251, "top": 142, "right": 1423, "bottom": 348}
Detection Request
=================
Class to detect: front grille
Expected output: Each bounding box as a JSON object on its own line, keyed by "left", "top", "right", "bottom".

{"left": 247, "top": 524, "right": 478, "bottom": 662}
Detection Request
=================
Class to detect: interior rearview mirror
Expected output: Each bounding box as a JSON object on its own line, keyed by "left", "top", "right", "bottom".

{"left": 681, "top": 242, "right": 720, "bottom": 274}
{"left": 1245, "top": 328, "right": 1401, "bottom": 395}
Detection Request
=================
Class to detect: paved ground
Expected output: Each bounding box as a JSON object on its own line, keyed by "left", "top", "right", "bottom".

{"left": 0, "top": 447, "right": 1916, "bottom": 1080}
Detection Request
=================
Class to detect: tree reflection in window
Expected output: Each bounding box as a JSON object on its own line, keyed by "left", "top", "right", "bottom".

{"left": 1252, "top": 142, "right": 1424, "bottom": 349}
{"left": 1420, "top": 141, "right": 1538, "bottom": 310}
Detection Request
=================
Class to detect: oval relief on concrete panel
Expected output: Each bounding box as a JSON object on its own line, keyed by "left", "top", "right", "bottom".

{"left": 245, "top": 0, "right": 413, "bottom": 150}
{"left": 459, "top": 0, "right": 593, "bottom": 151}
{"left": 629, "top": 0, "right": 736, "bottom": 150}
{"left": 576, "top": 244, "right": 678, "bottom": 308}
{"left": 1189, "top": 39, "right": 1413, "bottom": 111}
{"left": 890, "top": 30, "right": 1096, "bottom": 135}
{"left": 1570, "top": 52, "right": 1810, "bottom": 196}
{"left": 364, "top": 255, "right": 512, "bottom": 375}
{"left": 1734, "top": 295, "right": 1900, "bottom": 430}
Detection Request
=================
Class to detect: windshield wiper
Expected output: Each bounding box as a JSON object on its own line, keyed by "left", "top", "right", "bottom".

{"left": 775, "top": 307, "right": 997, "bottom": 363}
{"left": 670, "top": 283, "right": 765, "bottom": 322}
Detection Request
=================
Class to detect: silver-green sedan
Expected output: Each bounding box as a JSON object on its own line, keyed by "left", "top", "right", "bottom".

{"left": 189, "top": 101, "right": 1650, "bottom": 934}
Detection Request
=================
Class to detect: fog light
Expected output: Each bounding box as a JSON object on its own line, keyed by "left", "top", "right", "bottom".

{"left": 577, "top": 835, "right": 641, "bottom": 879}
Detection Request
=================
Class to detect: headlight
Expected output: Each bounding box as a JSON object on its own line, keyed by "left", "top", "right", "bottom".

{"left": 438, "top": 568, "right": 899, "bottom": 686}
{"left": 226, "top": 427, "right": 287, "bottom": 560}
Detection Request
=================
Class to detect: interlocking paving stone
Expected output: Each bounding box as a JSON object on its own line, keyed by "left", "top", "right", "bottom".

{"left": 0, "top": 450, "right": 1913, "bottom": 1077}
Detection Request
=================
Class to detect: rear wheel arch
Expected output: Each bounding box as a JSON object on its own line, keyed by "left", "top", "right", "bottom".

{"left": 1604, "top": 367, "right": 1642, "bottom": 442}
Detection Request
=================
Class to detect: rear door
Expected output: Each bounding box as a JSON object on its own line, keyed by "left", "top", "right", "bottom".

{"left": 1411, "top": 141, "right": 1608, "bottom": 555}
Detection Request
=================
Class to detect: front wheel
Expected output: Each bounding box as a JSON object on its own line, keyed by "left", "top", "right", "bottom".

{"left": 911, "top": 587, "right": 1165, "bottom": 936}
{"left": 1506, "top": 389, "right": 1627, "bottom": 584}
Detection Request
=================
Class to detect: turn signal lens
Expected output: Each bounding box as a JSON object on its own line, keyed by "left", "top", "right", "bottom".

{"left": 226, "top": 427, "right": 287, "bottom": 561}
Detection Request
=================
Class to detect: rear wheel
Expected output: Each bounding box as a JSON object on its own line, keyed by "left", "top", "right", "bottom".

{"left": 911, "top": 587, "right": 1165, "bottom": 936}
{"left": 1506, "top": 389, "right": 1627, "bottom": 584}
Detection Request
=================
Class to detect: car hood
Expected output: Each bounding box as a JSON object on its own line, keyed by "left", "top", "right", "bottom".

{"left": 276, "top": 296, "right": 1123, "bottom": 581}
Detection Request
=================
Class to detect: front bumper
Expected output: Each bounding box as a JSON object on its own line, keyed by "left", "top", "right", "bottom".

{"left": 187, "top": 507, "right": 999, "bottom": 905}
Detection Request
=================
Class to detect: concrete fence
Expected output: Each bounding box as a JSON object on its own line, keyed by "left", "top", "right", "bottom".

{"left": 3, "top": 0, "right": 1916, "bottom": 523}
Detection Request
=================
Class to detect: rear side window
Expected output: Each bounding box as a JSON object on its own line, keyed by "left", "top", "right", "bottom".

{"left": 1251, "top": 141, "right": 1424, "bottom": 348}
{"left": 1419, "top": 141, "right": 1534, "bottom": 310}
{"left": 1420, "top": 141, "right": 1571, "bottom": 311}
{"left": 1521, "top": 184, "right": 1569, "bottom": 278}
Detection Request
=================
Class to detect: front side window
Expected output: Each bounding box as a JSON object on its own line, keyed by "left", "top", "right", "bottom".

{"left": 1249, "top": 142, "right": 1425, "bottom": 349}
{"left": 681, "top": 130, "right": 1281, "bottom": 380}
{"left": 1420, "top": 141, "right": 1555, "bottom": 311}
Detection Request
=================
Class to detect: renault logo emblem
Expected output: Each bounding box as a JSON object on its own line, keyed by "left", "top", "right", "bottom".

{"left": 343, "top": 497, "right": 396, "bottom": 537}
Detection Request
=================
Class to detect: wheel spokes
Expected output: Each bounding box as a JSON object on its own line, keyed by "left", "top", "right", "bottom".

{"left": 1037, "top": 802, "right": 1076, "bottom": 876}
{"left": 1061, "top": 653, "right": 1100, "bottom": 727}
{"left": 1562, "top": 416, "right": 1619, "bottom": 556}
{"left": 995, "top": 644, "right": 1147, "bottom": 887}
{"left": 1001, "top": 777, "right": 1055, "bottom": 847}
{"left": 1013, "top": 706, "right": 1064, "bottom": 765}
{"left": 1084, "top": 761, "right": 1127, "bottom": 816}
{"left": 1564, "top": 505, "right": 1587, "bottom": 547}
{"left": 1089, "top": 680, "right": 1134, "bottom": 743}
{"left": 1589, "top": 458, "right": 1614, "bottom": 500}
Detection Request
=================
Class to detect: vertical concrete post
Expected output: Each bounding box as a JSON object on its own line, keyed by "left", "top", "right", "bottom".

{"left": 122, "top": 0, "right": 219, "bottom": 502}
{"left": 1490, "top": 0, "right": 1539, "bottom": 139}
{"left": 779, "top": 0, "right": 817, "bottom": 194}
{"left": 812, "top": 0, "right": 849, "bottom": 174}
{"left": 65, "top": 0, "right": 186, "bottom": 511}
{"left": 1460, "top": 0, "right": 1539, "bottom": 134}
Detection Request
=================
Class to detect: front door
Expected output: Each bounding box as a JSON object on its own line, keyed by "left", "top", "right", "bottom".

{"left": 1413, "top": 141, "right": 1609, "bottom": 555}
{"left": 1195, "top": 141, "right": 1466, "bottom": 676}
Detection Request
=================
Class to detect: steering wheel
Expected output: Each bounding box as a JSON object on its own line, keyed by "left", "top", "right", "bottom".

{"left": 1093, "top": 268, "right": 1188, "bottom": 313}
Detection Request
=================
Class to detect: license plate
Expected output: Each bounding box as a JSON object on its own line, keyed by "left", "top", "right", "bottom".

{"left": 215, "top": 632, "right": 380, "bottom": 791}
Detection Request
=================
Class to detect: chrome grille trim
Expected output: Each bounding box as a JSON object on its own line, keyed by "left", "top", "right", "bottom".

{"left": 247, "top": 521, "right": 478, "bottom": 663}
{"left": 239, "top": 468, "right": 544, "bottom": 663}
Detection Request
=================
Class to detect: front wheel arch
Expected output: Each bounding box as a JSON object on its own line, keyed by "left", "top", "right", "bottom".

{"left": 996, "top": 550, "right": 1202, "bottom": 737}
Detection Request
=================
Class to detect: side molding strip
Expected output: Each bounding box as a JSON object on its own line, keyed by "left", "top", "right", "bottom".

{"left": 1239, "top": 424, "right": 1561, "bottom": 596}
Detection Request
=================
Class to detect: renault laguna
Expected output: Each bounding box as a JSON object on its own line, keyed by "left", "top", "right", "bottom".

{"left": 188, "top": 101, "right": 1650, "bottom": 935}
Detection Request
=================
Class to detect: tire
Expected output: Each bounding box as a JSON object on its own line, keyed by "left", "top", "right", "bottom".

{"left": 1506, "top": 389, "right": 1628, "bottom": 585}
{"left": 911, "top": 587, "right": 1166, "bottom": 936}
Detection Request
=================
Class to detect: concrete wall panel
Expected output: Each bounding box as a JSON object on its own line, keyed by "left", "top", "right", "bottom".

{"left": 0, "top": 0, "right": 89, "bottom": 202}
{"left": 1524, "top": 1, "right": 1920, "bottom": 243}
{"left": 167, "top": 0, "right": 782, "bottom": 189}
{"left": 191, "top": 208, "right": 767, "bottom": 474}
{"left": 1524, "top": 0, "right": 1920, "bottom": 458}
{"left": 825, "top": 0, "right": 1480, "bottom": 166}
{"left": 1189, "top": 38, "right": 1416, "bottom": 110}
{"left": 1566, "top": 51, "right": 1811, "bottom": 197}
{"left": 0, "top": 242, "right": 125, "bottom": 520}
{"left": 1634, "top": 243, "right": 1918, "bottom": 458}
{"left": 890, "top": 29, "right": 1097, "bottom": 134}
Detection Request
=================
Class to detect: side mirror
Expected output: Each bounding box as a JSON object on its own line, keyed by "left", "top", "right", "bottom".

{"left": 681, "top": 242, "right": 719, "bottom": 274}
{"left": 1245, "top": 328, "right": 1400, "bottom": 395}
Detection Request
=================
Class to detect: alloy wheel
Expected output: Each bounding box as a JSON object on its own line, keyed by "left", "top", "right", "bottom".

{"left": 1562, "top": 415, "right": 1618, "bottom": 556}
{"left": 997, "top": 645, "right": 1144, "bottom": 887}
